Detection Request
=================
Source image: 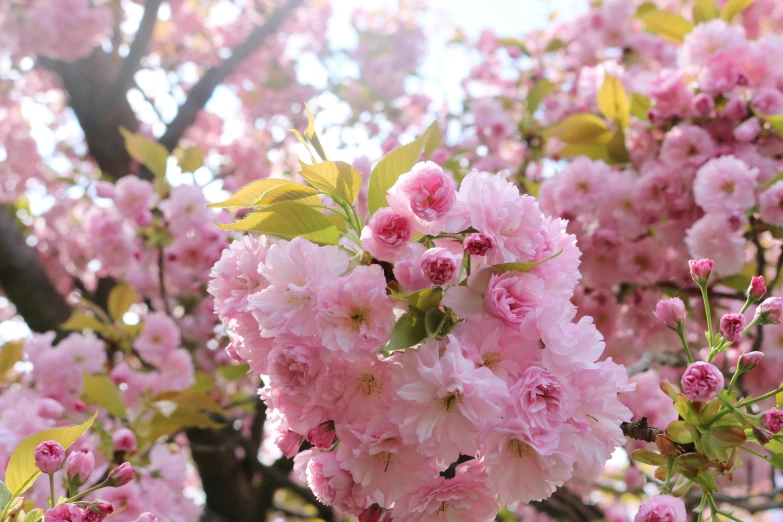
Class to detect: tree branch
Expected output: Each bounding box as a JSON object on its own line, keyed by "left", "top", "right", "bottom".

{"left": 621, "top": 417, "right": 664, "bottom": 443}
{"left": 158, "top": 0, "right": 305, "bottom": 152}
{"left": 531, "top": 488, "right": 604, "bottom": 521}
{"left": 627, "top": 351, "right": 688, "bottom": 377}
{"left": 100, "top": 0, "right": 163, "bottom": 111}
{"left": 0, "top": 207, "right": 70, "bottom": 333}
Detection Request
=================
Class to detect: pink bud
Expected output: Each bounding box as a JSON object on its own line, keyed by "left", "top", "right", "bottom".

{"left": 653, "top": 298, "right": 686, "bottom": 329}
{"left": 691, "top": 93, "right": 715, "bottom": 116}
{"left": 306, "top": 421, "right": 336, "bottom": 449}
{"left": 761, "top": 408, "right": 783, "bottom": 434}
{"left": 108, "top": 462, "right": 136, "bottom": 487}
{"left": 720, "top": 313, "right": 746, "bottom": 343}
{"left": 749, "top": 276, "right": 766, "bottom": 299}
{"left": 44, "top": 503, "right": 84, "bottom": 522}
{"left": 72, "top": 400, "right": 86, "bottom": 413}
{"left": 368, "top": 208, "right": 414, "bottom": 249}
{"left": 689, "top": 259, "right": 714, "bottom": 284}
{"left": 112, "top": 429, "right": 137, "bottom": 453}
{"left": 66, "top": 450, "right": 95, "bottom": 485}
{"left": 359, "top": 505, "right": 391, "bottom": 522}
{"left": 752, "top": 425, "right": 773, "bottom": 445}
{"left": 275, "top": 430, "right": 302, "bottom": 458}
{"left": 681, "top": 362, "right": 724, "bottom": 402}
{"left": 83, "top": 502, "right": 114, "bottom": 522}
{"left": 724, "top": 98, "right": 748, "bottom": 121}
{"left": 463, "top": 233, "right": 493, "bottom": 256}
{"left": 133, "top": 514, "right": 159, "bottom": 522}
{"left": 34, "top": 440, "right": 65, "bottom": 474}
{"left": 399, "top": 161, "right": 457, "bottom": 221}
{"left": 420, "top": 247, "right": 457, "bottom": 285}
{"left": 757, "top": 297, "right": 783, "bottom": 325}
{"left": 738, "top": 351, "right": 764, "bottom": 372}
{"left": 36, "top": 398, "right": 65, "bottom": 419}
{"left": 733, "top": 117, "right": 761, "bottom": 143}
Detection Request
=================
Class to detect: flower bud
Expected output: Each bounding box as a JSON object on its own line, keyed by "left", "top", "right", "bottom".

{"left": 749, "top": 276, "right": 766, "bottom": 300}
{"left": 83, "top": 502, "right": 114, "bottom": 522}
{"left": 306, "top": 421, "right": 336, "bottom": 449}
{"left": 36, "top": 398, "right": 65, "bottom": 419}
{"left": 34, "top": 440, "right": 65, "bottom": 474}
{"left": 463, "top": 234, "right": 492, "bottom": 256}
{"left": 653, "top": 298, "right": 686, "bottom": 330}
{"left": 689, "top": 259, "right": 713, "bottom": 284}
{"left": 691, "top": 93, "right": 715, "bottom": 116}
{"left": 112, "top": 429, "right": 137, "bottom": 453}
{"left": 738, "top": 351, "right": 764, "bottom": 372}
{"left": 420, "top": 247, "right": 457, "bottom": 286}
{"left": 719, "top": 313, "right": 746, "bottom": 343}
{"left": 681, "top": 362, "right": 724, "bottom": 402}
{"left": 761, "top": 408, "right": 783, "bottom": 434}
{"left": 107, "top": 462, "right": 136, "bottom": 487}
{"left": 66, "top": 450, "right": 95, "bottom": 485}
{"left": 752, "top": 425, "right": 773, "bottom": 445}
{"left": 72, "top": 400, "right": 86, "bottom": 413}
{"left": 756, "top": 297, "right": 783, "bottom": 325}
{"left": 133, "top": 514, "right": 159, "bottom": 522}
{"left": 359, "top": 505, "right": 391, "bottom": 522}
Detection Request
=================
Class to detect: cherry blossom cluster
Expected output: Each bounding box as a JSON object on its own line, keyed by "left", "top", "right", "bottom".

{"left": 210, "top": 158, "right": 632, "bottom": 519}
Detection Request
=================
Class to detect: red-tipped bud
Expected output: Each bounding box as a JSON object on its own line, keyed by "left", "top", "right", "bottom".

{"left": 749, "top": 276, "right": 766, "bottom": 300}
{"left": 738, "top": 351, "right": 764, "bottom": 372}
{"left": 108, "top": 462, "right": 136, "bottom": 487}
{"left": 654, "top": 298, "right": 686, "bottom": 330}
{"left": 689, "top": 259, "right": 714, "bottom": 284}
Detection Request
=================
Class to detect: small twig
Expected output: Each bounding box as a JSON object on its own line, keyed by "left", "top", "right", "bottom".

{"left": 626, "top": 351, "right": 688, "bottom": 377}
{"left": 621, "top": 417, "right": 664, "bottom": 443}
{"left": 157, "top": 246, "right": 172, "bottom": 316}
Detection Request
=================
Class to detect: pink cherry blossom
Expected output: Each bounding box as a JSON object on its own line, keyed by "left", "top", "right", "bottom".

{"left": 693, "top": 156, "right": 758, "bottom": 214}
{"left": 681, "top": 362, "right": 724, "bottom": 402}
{"left": 361, "top": 208, "right": 414, "bottom": 262}
{"left": 634, "top": 495, "right": 686, "bottom": 522}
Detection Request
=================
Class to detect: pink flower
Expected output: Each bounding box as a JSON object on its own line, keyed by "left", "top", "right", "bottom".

{"left": 133, "top": 514, "right": 159, "bottom": 522}
{"left": 66, "top": 450, "right": 95, "bottom": 484}
{"left": 464, "top": 233, "right": 492, "bottom": 256}
{"left": 484, "top": 271, "right": 545, "bottom": 326}
{"left": 82, "top": 502, "right": 113, "bottom": 522}
{"left": 44, "top": 504, "right": 84, "bottom": 522}
{"left": 297, "top": 450, "right": 369, "bottom": 515}
{"left": 509, "top": 367, "right": 570, "bottom": 450}
{"left": 749, "top": 276, "right": 767, "bottom": 299}
{"left": 757, "top": 297, "right": 783, "bottom": 324}
{"left": 648, "top": 71, "right": 693, "bottom": 118}
{"left": 306, "top": 421, "right": 336, "bottom": 449}
{"left": 752, "top": 87, "right": 783, "bottom": 116}
{"left": 734, "top": 117, "right": 762, "bottom": 143}
{"left": 660, "top": 124, "right": 715, "bottom": 169}
{"left": 723, "top": 98, "right": 748, "bottom": 121}
{"left": 159, "top": 184, "right": 211, "bottom": 234}
{"left": 360, "top": 208, "right": 414, "bottom": 262}
{"left": 681, "top": 362, "right": 724, "bottom": 402}
{"left": 396, "top": 161, "right": 457, "bottom": 221}
{"left": 393, "top": 243, "right": 433, "bottom": 291}
{"left": 113, "top": 175, "right": 157, "bottom": 220}
{"left": 653, "top": 298, "right": 686, "bottom": 329}
{"left": 420, "top": 247, "right": 457, "bottom": 285}
{"left": 738, "top": 351, "right": 764, "bottom": 372}
{"left": 681, "top": 19, "right": 746, "bottom": 68}
{"left": 112, "top": 428, "right": 137, "bottom": 452}
{"left": 208, "top": 235, "right": 270, "bottom": 319}
{"left": 35, "top": 440, "right": 65, "bottom": 474}
{"left": 693, "top": 156, "right": 758, "bottom": 214}
{"left": 698, "top": 51, "right": 742, "bottom": 94}
{"left": 391, "top": 339, "right": 506, "bottom": 463}
{"left": 108, "top": 462, "right": 136, "bottom": 487}
{"left": 275, "top": 429, "right": 303, "bottom": 458}
{"left": 134, "top": 313, "right": 180, "bottom": 366}
{"left": 317, "top": 265, "right": 395, "bottom": 360}
{"left": 691, "top": 93, "right": 714, "bottom": 116}
{"left": 686, "top": 215, "right": 745, "bottom": 277}
{"left": 761, "top": 409, "right": 783, "bottom": 434}
{"left": 720, "top": 313, "right": 746, "bottom": 343}
{"left": 392, "top": 461, "right": 497, "bottom": 522}
{"left": 634, "top": 495, "right": 686, "bottom": 522}
{"left": 759, "top": 181, "right": 783, "bottom": 226}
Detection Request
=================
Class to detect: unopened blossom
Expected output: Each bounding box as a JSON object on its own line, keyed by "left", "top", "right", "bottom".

{"left": 688, "top": 259, "right": 714, "bottom": 283}
{"left": 82, "top": 503, "right": 114, "bottom": 522}
{"left": 749, "top": 276, "right": 767, "bottom": 299}
{"left": 738, "top": 351, "right": 764, "bottom": 372}
{"left": 720, "top": 313, "right": 746, "bottom": 343}
{"left": 35, "top": 440, "right": 65, "bottom": 474}
{"left": 66, "top": 450, "right": 95, "bottom": 484}
{"left": 133, "top": 515, "right": 159, "bottom": 522}
{"left": 681, "top": 362, "right": 724, "bottom": 402}
{"left": 634, "top": 495, "right": 686, "bottom": 522}
{"left": 113, "top": 428, "right": 137, "bottom": 452}
{"left": 420, "top": 247, "right": 457, "bottom": 285}
{"left": 761, "top": 409, "right": 783, "bottom": 434}
{"left": 653, "top": 298, "right": 686, "bottom": 330}
{"left": 108, "top": 462, "right": 136, "bottom": 487}
{"left": 756, "top": 297, "right": 783, "bottom": 325}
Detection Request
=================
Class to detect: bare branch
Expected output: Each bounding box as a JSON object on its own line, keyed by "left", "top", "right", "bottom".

{"left": 158, "top": 0, "right": 305, "bottom": 152}
{"left": 621, "top": 417, "right": 664, "bottom": 443}
{"left": 627, "top": 351, "right": 688, "bottom": 377}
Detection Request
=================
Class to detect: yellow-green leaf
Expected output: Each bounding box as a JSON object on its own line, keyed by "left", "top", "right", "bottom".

{"left": 216, "top": 202, "right": 340, "bottom": 245}
{"left": 174, "top": 146, "right": 204, "bottom": 173}
{"left": 630, "top": 92, "right": 652, "bottom": 121}
{"left": 636, "top": 10, "right": 694, "bottom": 43}
{"left": 0, "top": 341, "right": 23, "bottom": 377}
{"left": 61, "top": 313, "right": 105, "bottom": 333}
{"left": 81, "top": 373, "right": 126, "bottom": 419}
{"left": 541, "top": 113, "right": 613, "bottom": 145}
{"left": 597, "top": 74, "right": 630, "bottom": 127}
{"left": 107, "top": 283, "right": 137, "bottom": 321}
{"left": 776, "top": 381, "right": 783, "bottom": 407}
{"left": 721, "top": 0, "right": 755, "bottom": 21}
{"left": 557, "top": 143, "right": 612, "bottom": 162}
{"left": 545, "top": 39, "right": 566, "bottom": 53}
{"left": 693, "top": 0, "right": 719, "bottom": 23}
{"left": 304, "top": 102, "right": 329, "bottom": 161}
{"left": 760, "top": 114, "right": 783, "bottom": 138}
{"left": 5, "top": 412, "right": 97, "bottom": 496}
{"left": 298, "top": 161, "right": 363, "bottom": 204}
{"left": 191, "top": 371, "right": 216, "bottom": 393}
{"left": 381, "top": 309, "right": 427, "bottom": 355}
{"left": 607, "top": 128, "right": 630, "bottom": 164}
{"left": 219, "top": 363, "right": 251, "bottom": 381}
{"left": 118, "top": 127, "right": 168, "bottom": 179}
{"left": 527, "top": 79, "right": 556, "bottom": 115}
{"left": 367, "top": 121, "right": 439, "bottom": 215}
{"left": 146, "top": 406, "right": 222, "bottom": 441}
{"left": 496, "top": 37, "right": 529, "bottom": 56}
{"left": 207, "top": 179, "right": 293, "bottom": 209}
{"left": 257, "top": 183, "right": 321, "bottom": 206}
{"left": 154, "top": 389, "right": 226, "bottom": 414}
{"left": 424, "top": 123, "right": 443, "bottom": 158}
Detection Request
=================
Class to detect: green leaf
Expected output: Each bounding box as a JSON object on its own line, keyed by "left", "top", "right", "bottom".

{"left": 257, "top": 183, "right": 321, "bottom": 206}
{"left": 207, "top": 179, "right": 295, "bottom": 209}
{"left": 636, "top": 10, "right": 694, "bottom": 43}
{"left": 671, "top": 475, "right": 693, "bottom": 497}
{"left": 298, "top": 160, "right": 363, "bottom": 204}
{"left": 219, "top": 363, "right": 251, "bottom": 381}
{"left": 631, "top": 449, "right": 667, "bottom": 466}
{"left": 607, "top": 128, "right": 630, "bottom": 164}
{"left": 382, "top": 309, "right": 428, "bottom": 354}
{"left": 777, "top": 381, "right": 783, "bottom": 407}
{"left": 424, "top": 308, "right": 447, "bottom": 338}
{"left": 771, "top": 453, "right": 783, "bottom": 471}
{"left": 597, "top": 74, "right": 630, "bottom": 127}
{"left": 541, "top": 113, "right": 613, "bottom": 145}
{"left": 367, "top": 121, "right": 439, "bottom": 215}
{"left": 217, "top": 202, "right": 340, "bottom": 245}
{"left": 666, "top": 420, "right": 695, "bottom": 444}
{"left": 147, "top": 406, "right": 223, "bottom": 441}
{"left": 155, "top": 389, "right": 226, "bottom": 414}
{"left": 61, "top": 313, "right": 106, "bottom": 333}
{"left": 760, "top": 114, "right": 783, "bottom": 138}
{"left": 760, "top": 172, "right": 783, "bottom": 189}
{"left": 191, "top": 371, "right": 217, "bottom": 393}
{"left": 81, "top": 374, "right": 126, "bottom": 419}
{"left": 119, "top": 127, "right": 168, "bottom": 179}
{"left": 701, "top": 432, "right": 728, "bottom": 461}
{"left": 720, "top": 0, "right": 755, "bottom": 21}
{"left": 676, "top": 452, "right": 707, "bottom": 469}
{"left": 545, "top": 39, "right": 566, "bottom": 52}
{"left": 629, "top": 93, "right": 652, "bottom": 121}
{"left": 107, "top": 283, "right": 137, "bottom": 321}
{"left": 719, "top": 274, "right": 752, "bottom": 292}
{"left": 527, "top": 79, "right": 555, "bottom": 115}
{"left": 0, "top": 341, "right": 23, "bottom": 377}
{"left": 674, "top": 396, "right": 700, "bottom": 425}
{"left": 23, "top": 508, "right": 44, "bottom": 522}
{"left": 693, "top": 0, "right": 720, "bottom": 23}
{"left": 711, "top": 426, "right": 746, "bottom": 447}
{"left": 5, "top": 412, "right": 97, "bottom": 496}
{"left": 496, "top": 37, "right": 530, "bottom": 56}
{"left": 424, "top": 123, "right": 443, "bottom": 158}
{"left": 0, "top": 482, "right": 10, "bottom": 511}
{"left": 694, "top": 471, "right": 718, "bottom": 493}
{"left": 557, "top": 143, "right": 612, "bottom": 162}
{"left": 391, "top": 287, "right": 443, "bottom": 312}
{"left": 174, "top": 146, "right": 204, "bottom": 173}
{"left": 304, "top": 102, "right": 329, "bottom": 162}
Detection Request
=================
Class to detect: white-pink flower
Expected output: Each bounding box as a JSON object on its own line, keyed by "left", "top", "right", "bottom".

{"left": 134, "top": 313, "right": 180, "bottom": 366}
{"left": 693, "top": 156, "right": 758, "bottom": 214}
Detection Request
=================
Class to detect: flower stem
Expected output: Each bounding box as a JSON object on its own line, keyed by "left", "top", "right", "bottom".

{"left": 737, "top": 384, "right": 783, "bottom": 407}
{"left": 700, "top": 284, "right": 714, "bottom": 347}
{"left": 67, "top": 481, "right": 107, "bottom": 503}
{"left": 727, "top": 370, "right": 741, "bottom": 394}
{"left": 49, "top": 473, "right": 55, "bottom": 508}
{"left": 677, "top": 327, "right": 694, "bottom": 364}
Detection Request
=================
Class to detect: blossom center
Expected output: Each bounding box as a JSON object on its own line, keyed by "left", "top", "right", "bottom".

{"left": 357, "top": 373, "right": 382, "bottom": 396}
{"left": 350, "top": 308, "right": 369, "bottom": 329}
{"left": 480, "top": 352, "right": 501, "bottom": 370}
{"left": 375, "top": 451, "right": 393, "bottom": 471}
{"left": 443, "top": 390, "right": 461, "bottom": 411}
{"left": 508, "top": 439, "right": 533, "bottom": 459}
